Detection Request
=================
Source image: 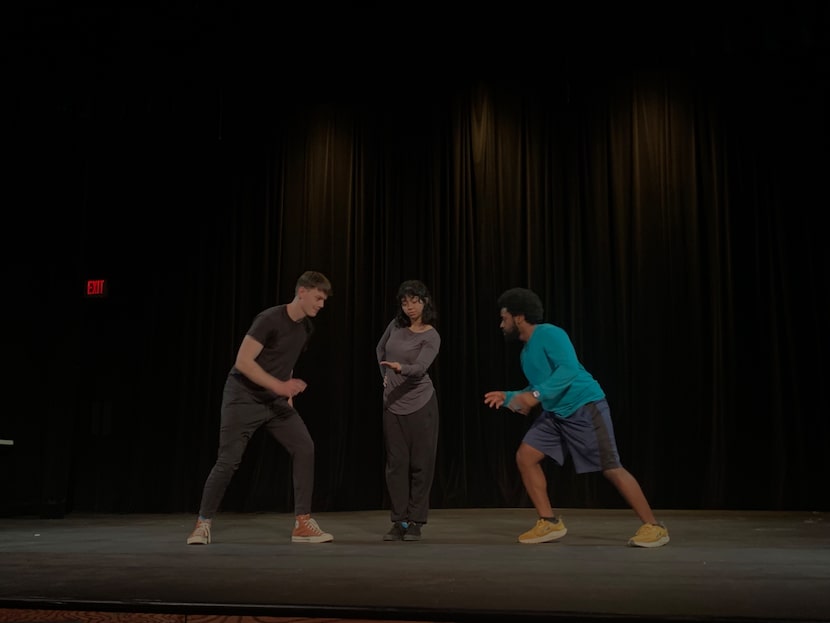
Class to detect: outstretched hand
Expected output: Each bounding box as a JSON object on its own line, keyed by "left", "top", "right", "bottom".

{"left": 484, "top": 390, "right": 539, "bottom": 415}
{"left": 484, "top": 391, "right": 506, "bottom": 409}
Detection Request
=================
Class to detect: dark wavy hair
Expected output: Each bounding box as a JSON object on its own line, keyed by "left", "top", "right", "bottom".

{"left": 394, "top": 280, "right": 437, "bottom": 327}
{"left": 497, "top": 288, "right": 544, "bottom": 324}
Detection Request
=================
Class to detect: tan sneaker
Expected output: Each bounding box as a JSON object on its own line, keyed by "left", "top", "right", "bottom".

{"left": 291, "top": 514, "right": 334, "bottom": 543}
{"left": 518, "top": 517, "right": 567, "bottom": 544}
{"left": 628, "top": 522, "right": 670, "bottom": 548}
{"left": 186, "top": 518, "right": 211, "bottom": 545}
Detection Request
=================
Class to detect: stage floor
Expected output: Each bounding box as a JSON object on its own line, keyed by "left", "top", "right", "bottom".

{"left": 0, "top": 508, "right": 828, "bottom": 623}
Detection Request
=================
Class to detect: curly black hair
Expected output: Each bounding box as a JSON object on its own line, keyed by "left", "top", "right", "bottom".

{"left": 497, "top": 288, "right": 544, "bottom": 324}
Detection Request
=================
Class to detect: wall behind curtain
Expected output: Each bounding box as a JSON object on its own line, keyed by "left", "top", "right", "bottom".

{"left": 3, "top": 8, "right": 829, "bottom": 516}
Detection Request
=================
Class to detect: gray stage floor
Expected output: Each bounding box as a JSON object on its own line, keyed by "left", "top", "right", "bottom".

{"left": 0, "top": 508, "right": 828, "bottom": 623}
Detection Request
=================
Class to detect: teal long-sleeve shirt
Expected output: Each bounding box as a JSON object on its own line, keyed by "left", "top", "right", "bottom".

{"left": 503, "top": 323, "right": 605, "bottom": 418}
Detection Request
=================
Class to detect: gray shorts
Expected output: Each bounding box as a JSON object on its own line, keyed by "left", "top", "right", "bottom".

{"left": 522, "top": 399, "right": 621, "bottom": 473}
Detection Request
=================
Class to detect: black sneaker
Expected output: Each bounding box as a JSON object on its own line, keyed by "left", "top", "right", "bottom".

{"left": 403, "top": 522, "right": 421, "bottom": 541}
{"left": 383, "top": 522, "right": 406, "bottom": 541}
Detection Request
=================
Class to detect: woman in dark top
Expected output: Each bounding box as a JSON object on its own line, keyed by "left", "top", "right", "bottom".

{"left": 376, "top": 280, "right": 441, "bottom": 542}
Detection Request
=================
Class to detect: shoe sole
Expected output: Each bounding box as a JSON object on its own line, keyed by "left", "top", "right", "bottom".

{"left": 628, "top": 536, "right": 670, "bottom": 548}
{"left": 402, "top": 535, "right": 421, "bottom": 541}
{"left": 383, "top": 535, "right": 403, "bottom": 541}
{"left": 518, "top": 528, "right": 567, "bottom": 544}
{"left": 186, "top": 532, "right": 210, "bottom": 545}
{"left": 291, "top": 535, "right": 334, "bottom": 543}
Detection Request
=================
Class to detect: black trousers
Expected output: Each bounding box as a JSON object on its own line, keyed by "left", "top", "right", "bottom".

{"left": 198, "top": 376, "right": 315, "bottom": 518}
{"left": 383, "top": 392, "right": 439, "bottom": 524}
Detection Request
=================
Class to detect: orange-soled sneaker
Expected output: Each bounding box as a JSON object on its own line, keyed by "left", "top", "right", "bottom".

{"left": 186, "top": 518, "right": 211, "bottom": 545}
{"left": 518, "top": 517, "right": 567, "bottom": 544}
{"left": 291, "top": 514, "right": 334, "bottom": 543}
{"left": 628, "top": 522, "right": 670, "bottom": 548}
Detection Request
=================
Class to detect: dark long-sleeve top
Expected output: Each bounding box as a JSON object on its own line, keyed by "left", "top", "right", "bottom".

{"left": 375, "top": 319, "right": 441, "bottom": 415}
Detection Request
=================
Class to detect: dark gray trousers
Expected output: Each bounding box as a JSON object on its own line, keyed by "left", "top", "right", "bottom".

{"left": 383, "top": 392, "right": 439, "bottom": 524}
{"left": 198, "top": 376, "right": 315, "bottom": 518}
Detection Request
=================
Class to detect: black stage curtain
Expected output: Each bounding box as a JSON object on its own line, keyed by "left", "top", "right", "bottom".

{"left": 3, "top": 6, "right": 829, "bottom": 516}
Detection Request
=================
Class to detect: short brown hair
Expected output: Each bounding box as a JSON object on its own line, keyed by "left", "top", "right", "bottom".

{"left": 296, "top": 271, "right": 333, "bottom": 296}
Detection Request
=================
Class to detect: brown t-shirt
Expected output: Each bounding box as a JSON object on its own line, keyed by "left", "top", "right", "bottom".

{"left": 228, "top": 304, "right": 312, "bottom": 402}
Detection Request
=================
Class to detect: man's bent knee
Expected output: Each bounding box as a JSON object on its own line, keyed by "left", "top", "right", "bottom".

{"left": 516, "top": 443, "right": 543, "bottom": 469}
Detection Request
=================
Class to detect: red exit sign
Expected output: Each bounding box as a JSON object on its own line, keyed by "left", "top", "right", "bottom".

{"left": 85, "top": 278, "right": 108, "bottom": 298}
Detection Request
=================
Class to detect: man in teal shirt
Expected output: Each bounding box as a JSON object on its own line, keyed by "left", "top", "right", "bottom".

{"left": 484, "top": 287, "right": 669, "bottom": 547}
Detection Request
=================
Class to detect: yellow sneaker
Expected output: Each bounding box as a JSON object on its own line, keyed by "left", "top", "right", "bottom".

{"left": 291, "top": 514, "right": 334, "bottom": 543}
{"left": 186, "top": 518, "right": 211, "bottom": 545}
{"left": 628, "top": 522, "right": 670, "bottom": 548}
{"left": 518, "top": 517, "right": 567, "bottom": 544}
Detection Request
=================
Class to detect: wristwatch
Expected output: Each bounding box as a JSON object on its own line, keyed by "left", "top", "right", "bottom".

{"left": 531, "top": 390, "right": 541, "bottom": 399}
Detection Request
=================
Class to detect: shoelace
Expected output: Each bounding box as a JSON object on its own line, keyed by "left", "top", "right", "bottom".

{"left": 303, "top": 518, "right": 324, "bottom": 535}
